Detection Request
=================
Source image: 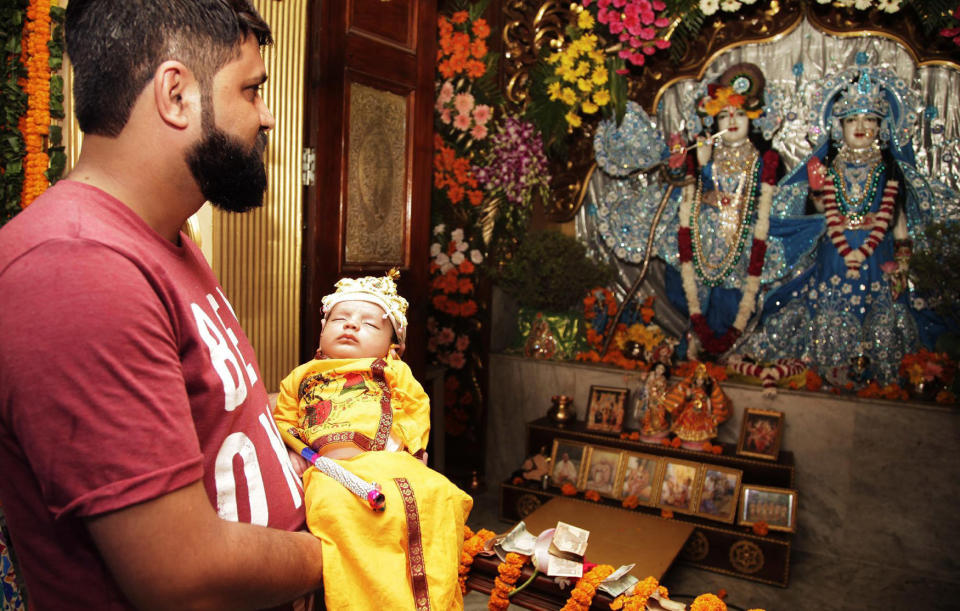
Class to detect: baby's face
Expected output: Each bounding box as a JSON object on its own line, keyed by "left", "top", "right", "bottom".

{"left": 320, "top": 300, "right": 394, "bottom": 359}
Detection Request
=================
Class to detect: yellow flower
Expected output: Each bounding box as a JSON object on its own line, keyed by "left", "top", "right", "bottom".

{"left": 574, "top": 60, "right": 591, "bottom": 78}
{"left": 546, "top": 50, "right": 561, "bottom": 65}
{"left": 577, "top": 9, "right": 595, "bottom": 30}
{"left": 591, "top": 66, "right": 608, "bottom": 86}
{"left": 547, "top": 81, "right": 563, "bottom": 101}
{"left": 565, "top": 111, "right": 583, "bottom": 128}
{"left": 593, "top": 89, "right": 611, "bottom": 106}
{"left": 577, "top": 77, "right": 592, "bottom": 92}
{"left": 560, "top": 87, "right": 577, "bottom": 106}
{"left": 581, "top": 100, "right": 599, "bottom": 114}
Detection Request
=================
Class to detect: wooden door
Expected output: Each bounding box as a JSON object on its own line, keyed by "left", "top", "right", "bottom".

{"left": 301, "top": 0, "right": 436, "bottom": 378}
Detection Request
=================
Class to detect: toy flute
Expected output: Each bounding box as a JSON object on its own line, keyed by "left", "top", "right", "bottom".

{"left": 280, "top": 428, "right": 386, "bottom": 511}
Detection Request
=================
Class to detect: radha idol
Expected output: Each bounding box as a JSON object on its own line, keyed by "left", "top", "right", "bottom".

{"left": 750, "top": 66, "right": 950, "bottom": 383}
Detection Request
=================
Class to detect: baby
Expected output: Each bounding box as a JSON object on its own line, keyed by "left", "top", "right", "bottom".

{"left": 273, "top": 270, "right": 473, "bottom": 610}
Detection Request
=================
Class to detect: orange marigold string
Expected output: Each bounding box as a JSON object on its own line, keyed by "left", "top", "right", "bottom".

{"left": 561, "top": 483, "right": 578, "bottom": 496}
{"left": 459, "top": 526, "right": 495, "bottom": 594}
{"left": 20, "top": 0, "right": 52, "bottom": 208}
{"left": 660, "top": 509, "right": 674, "bottom": 519}
{"left": 560, "top": 563, "right": 614, "bottom": 611}
{"left": 610, "top": 576, "right": 670, "bottom": 611}
{"left": 487, "top": 552, "right": 527, "bottom": 610}
{"left": 751, "top": 520, "right": 769, "bottom": 536}
{"left": 621, "top": 495, "right": 639, "bottom": 510}
{"left": 584, "top": 490, "right": 601, "bottom": 502}
{"left": 690, "top": 592, "right": 728, "bottom": 611}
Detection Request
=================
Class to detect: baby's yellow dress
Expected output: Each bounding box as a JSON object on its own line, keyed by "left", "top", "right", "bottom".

{"left": 274, "top": 356, "right": 473, "bottom": 610}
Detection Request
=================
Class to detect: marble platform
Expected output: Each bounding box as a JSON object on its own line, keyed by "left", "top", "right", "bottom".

{"left": 478, "top": 353, "right": 960, "bottom": 609}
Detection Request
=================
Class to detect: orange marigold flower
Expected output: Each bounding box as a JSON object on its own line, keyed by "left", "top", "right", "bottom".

{"left": 511, "top": 476, "right": 523, "bottom": 485}
{"left": 670, "top": 437, "right": 683, "bottom": 448}
{"left": 622, "top": 495, "right": 639, "bottom": 509}
{"left": 716, "top": 588, "right": 727, "bottom": 600}
{"left": 711, "top": 444, "right": 723, "bottom": 455}
{"left": 585, "top": 490, "right": 600, "bottom": 502}
{"left": 751, "top": 521, "right": 769, "bottom": 536}
{"left": 472, "top": 18, "right": 491, "bottom": 38}
{"left": 451, "top": 10, "right": 469, "bottom": 24}
{"left": 561, "top": 483, "right": 577, "bottom": 496}
{"left": 690, "top": 593, "right": 727, "bottom": 611}
{"left": 629, "top": 431, "right": 640, "bottom": 441}
{"left": 660, "top": 509, "right": 674, "bottom": 519}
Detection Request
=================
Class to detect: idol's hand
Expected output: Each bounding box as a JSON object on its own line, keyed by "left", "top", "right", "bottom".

{"left": 807, "top": 157, "right": 826, "bottom": 191}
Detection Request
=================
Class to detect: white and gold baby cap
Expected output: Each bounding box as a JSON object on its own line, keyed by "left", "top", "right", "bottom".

{"left": 321, "top": 268, "right": 408, "bottom": 345}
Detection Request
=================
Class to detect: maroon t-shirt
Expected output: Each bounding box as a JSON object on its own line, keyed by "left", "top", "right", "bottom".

{"left": 0, "top": 181, "right": 306, "bottom": 609}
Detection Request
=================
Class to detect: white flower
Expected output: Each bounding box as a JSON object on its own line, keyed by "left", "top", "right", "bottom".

{"left": 719, "top": 0, "right": 741, "bottom": 11}
{"left": 911, "top": 297, "right": 927, "bottom": 310}
{"left": 853, "top": 0, "right": 872, "bottom": 9}
{"left": 433, "top": 223, "right": 446, "bottom": 236}
{"left": 833, "top": 0, "right": 854, "bottom": 6}
{"left": 851, "top": 295, "right": 861, "bottom": 305}
{"left": 700, "top": 0, "right": 719, "bottom": 15}
{"left": 830, "top": 275, "right": 841, "bottom": 286}
{"left": 877, "top": 0, "right": 900, "bottom": 12}
{"left": 470, "top": 249, "right": 484, "bottom": 264}
{"left": 435, "top": 252, "right": 450, "bottom": 267}
{"left": 841, "top": 283, "right": 852, "bottom": 294}
{"left": 451, "top": 251, "right": 466, "bottom": 265}
{"left": 440, "top": 262, "right": 454, "bottom": 274}
{"left": 451, "top": 228, "right": 465, "bottom": 243}
{"left": 456, "top": 240, "right": 469, "bottom": 252}
{"left": 430, "top": 243, "right": 442, "bottom": 257}
{"left": 741, "top": 0, "right": 756, "bottom": 5}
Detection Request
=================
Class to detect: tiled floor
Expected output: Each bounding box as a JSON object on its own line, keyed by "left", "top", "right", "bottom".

{"left": 460, "top": 486, "right": 960, "bottom": 611}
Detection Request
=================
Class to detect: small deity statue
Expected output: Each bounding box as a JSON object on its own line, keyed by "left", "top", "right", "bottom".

{"left": 634, "top": 362, "right": 672, "bottom": 442}
{"left": 663, "top": 364, "right": 731, "bottom": 450}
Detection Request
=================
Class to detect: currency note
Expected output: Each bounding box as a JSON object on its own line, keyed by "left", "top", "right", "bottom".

{"left": 549, "top": 521, "right": 589, "bottom": 560}
{"left": 598, "top": 572, "right": 638, "bottom": 598}
{"left": 546, "top": 554, "right": 583, "bottom": 578}
{"left": 499, "top": 521, "right": 537, "bottom": 555}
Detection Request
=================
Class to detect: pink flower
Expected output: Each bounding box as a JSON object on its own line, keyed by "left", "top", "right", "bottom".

{"left": 471, "top": 124, "right": 488, "bottom": 140}
{"left": 453, "top": 113, "right": 472, "bottom": 131}
{"left": 440, "top": 108, "right": 452, "bottom": 125}
{"left": 453, "top": 92, "right": 475, "bottom": 116}
{"left": 437, "top": 80, "right": 454, "bottom": 105}
{"left": 439, "top": 327, "right": 456, "bottom": 344}
{"left": 472, "top": 104, "right": 492, "bottom": 126}
{"left": 448, "top": 351, "right": 466, "bottom": 369}
{"left": 653, "top": 0, "right": 665, "bottom": 9}
{"left": 456, "top": 335, "right": 470, "bottom": 351}
{"left": 880, "top": 261, "right": 899, "bottom": 274}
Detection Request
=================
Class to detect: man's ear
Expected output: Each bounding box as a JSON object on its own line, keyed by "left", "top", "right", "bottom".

{"left": 154, "top": 60, "right": 198, "bottom": 129}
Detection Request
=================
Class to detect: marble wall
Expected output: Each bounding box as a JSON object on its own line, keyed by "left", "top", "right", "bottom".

{"left": 484, "top": 353, "right": 960, "bottom": 582}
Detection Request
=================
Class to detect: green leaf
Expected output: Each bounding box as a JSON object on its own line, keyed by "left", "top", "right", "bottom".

{"left": 607, "top": 56, "right": 627, "bottom": 126}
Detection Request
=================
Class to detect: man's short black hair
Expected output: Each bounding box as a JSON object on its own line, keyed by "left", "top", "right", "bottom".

{"left": 65, "top": 0, "right": 272, "bottom": 137}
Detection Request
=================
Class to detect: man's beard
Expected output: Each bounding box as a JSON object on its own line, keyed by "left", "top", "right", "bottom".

{"left": 186, "top": 127, "right": 268, "bottom": 213}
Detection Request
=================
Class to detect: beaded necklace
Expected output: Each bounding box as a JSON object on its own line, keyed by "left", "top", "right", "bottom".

{"left": 829, "top": 160, "right": 885, "bottom": 223}
{"left": 690, "top": 156, "right": 761, "bottom": 286}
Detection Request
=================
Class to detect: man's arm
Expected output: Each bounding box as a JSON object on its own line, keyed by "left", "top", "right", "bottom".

{"left": 86, "top": 480, "right": 323, "bottom": 611}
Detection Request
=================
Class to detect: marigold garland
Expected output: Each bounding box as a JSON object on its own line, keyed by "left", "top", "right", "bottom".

{"left": 487, "top": 552, "right": 527, "bottom": 610}
{"left": 621, "top": 495, "right": 639, "bottom": 509}
{"left": 751, "top": 520, "right": 769, "bottom": 536}
{"left": 611, "top": 575, "right": 670, "bottom": 610}
{"left": 561, "top": 482, "right": 578, "bottom": 496}
{"left": 459, "top": 526, "right": 496, "bottom": 594}
{"left": 20, "top": 0, "right": 52, "bottom": 208}
{"left": 560, "top": 563, "right": 614, "bottom": 611}
{"left": 584, "top": 490, "right": 601, "bottom": 502}
{"left": 690, "top": 592, "right": 727, "bottom": 611}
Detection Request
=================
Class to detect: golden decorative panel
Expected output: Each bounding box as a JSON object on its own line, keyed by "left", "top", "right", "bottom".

{"left": 344, "top": 82, "right": 408, "bottom": 267}
{"left": 212, "top": 0, "right": 307, "bottom": 391}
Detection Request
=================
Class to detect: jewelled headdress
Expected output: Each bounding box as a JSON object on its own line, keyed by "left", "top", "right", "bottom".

{"left": 697, "top": 63, "right": 766, "bottom": 120}
{"left": 322, "top": 268, "right": 409, "bottom": 345}
{"left": 831, "top": 71, "right": 889, "bottom": 120}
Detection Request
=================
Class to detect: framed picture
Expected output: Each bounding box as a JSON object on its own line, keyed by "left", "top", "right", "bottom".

{"left": 738, "top": 485, "right": 798, "bottom": 532}
{"left": 614, "top": 452, "right": 663, "bottom": 505}
{"left": 585, "top": 385, "right": 629, "bottom": 434}
{"left": 548, "top": 439, "right": 589, "bottom": 489}
{"left": 656, "top": 459, "right": 701, "bottom": 514}
{"left": 582, "top": 446, "right": 624, "bottom": 498}
{"left": 736, "top": 408, "right": 785, "bottom": 461}
{"left": 693, "top": 465, "right": 743, "bottom": 523}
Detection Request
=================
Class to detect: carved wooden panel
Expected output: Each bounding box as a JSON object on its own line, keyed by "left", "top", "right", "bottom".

{"left": 349, "top": 0, "right": 416, "bottom": 50}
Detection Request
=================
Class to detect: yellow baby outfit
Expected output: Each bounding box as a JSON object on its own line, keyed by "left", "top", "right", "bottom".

{"left": 274, "top": 355, "right": 473, "bottom": 610}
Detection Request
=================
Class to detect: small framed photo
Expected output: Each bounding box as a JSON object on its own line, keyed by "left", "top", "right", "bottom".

{"left": 736, "top": 408, "right": 785, "bottom": 461}
{"left": 585, "top": 385, "right": 629, "bottom": 434}
{"left": 582, "top": 446, "right": 624, "bottom": 498}
{"left": 693, "top": 465, "right": 743, "bottom": 523}
{"left": 738, "top": 485, "right": 798, "bottom": 533}
{"left": 656, "top": 458, "right": 701, "bottom": 514}
{"left": 614, "top": 452, "right": 663, "bottom": 505}
{"left": 548, "top": 439, "right": 588, "bottom": 489}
